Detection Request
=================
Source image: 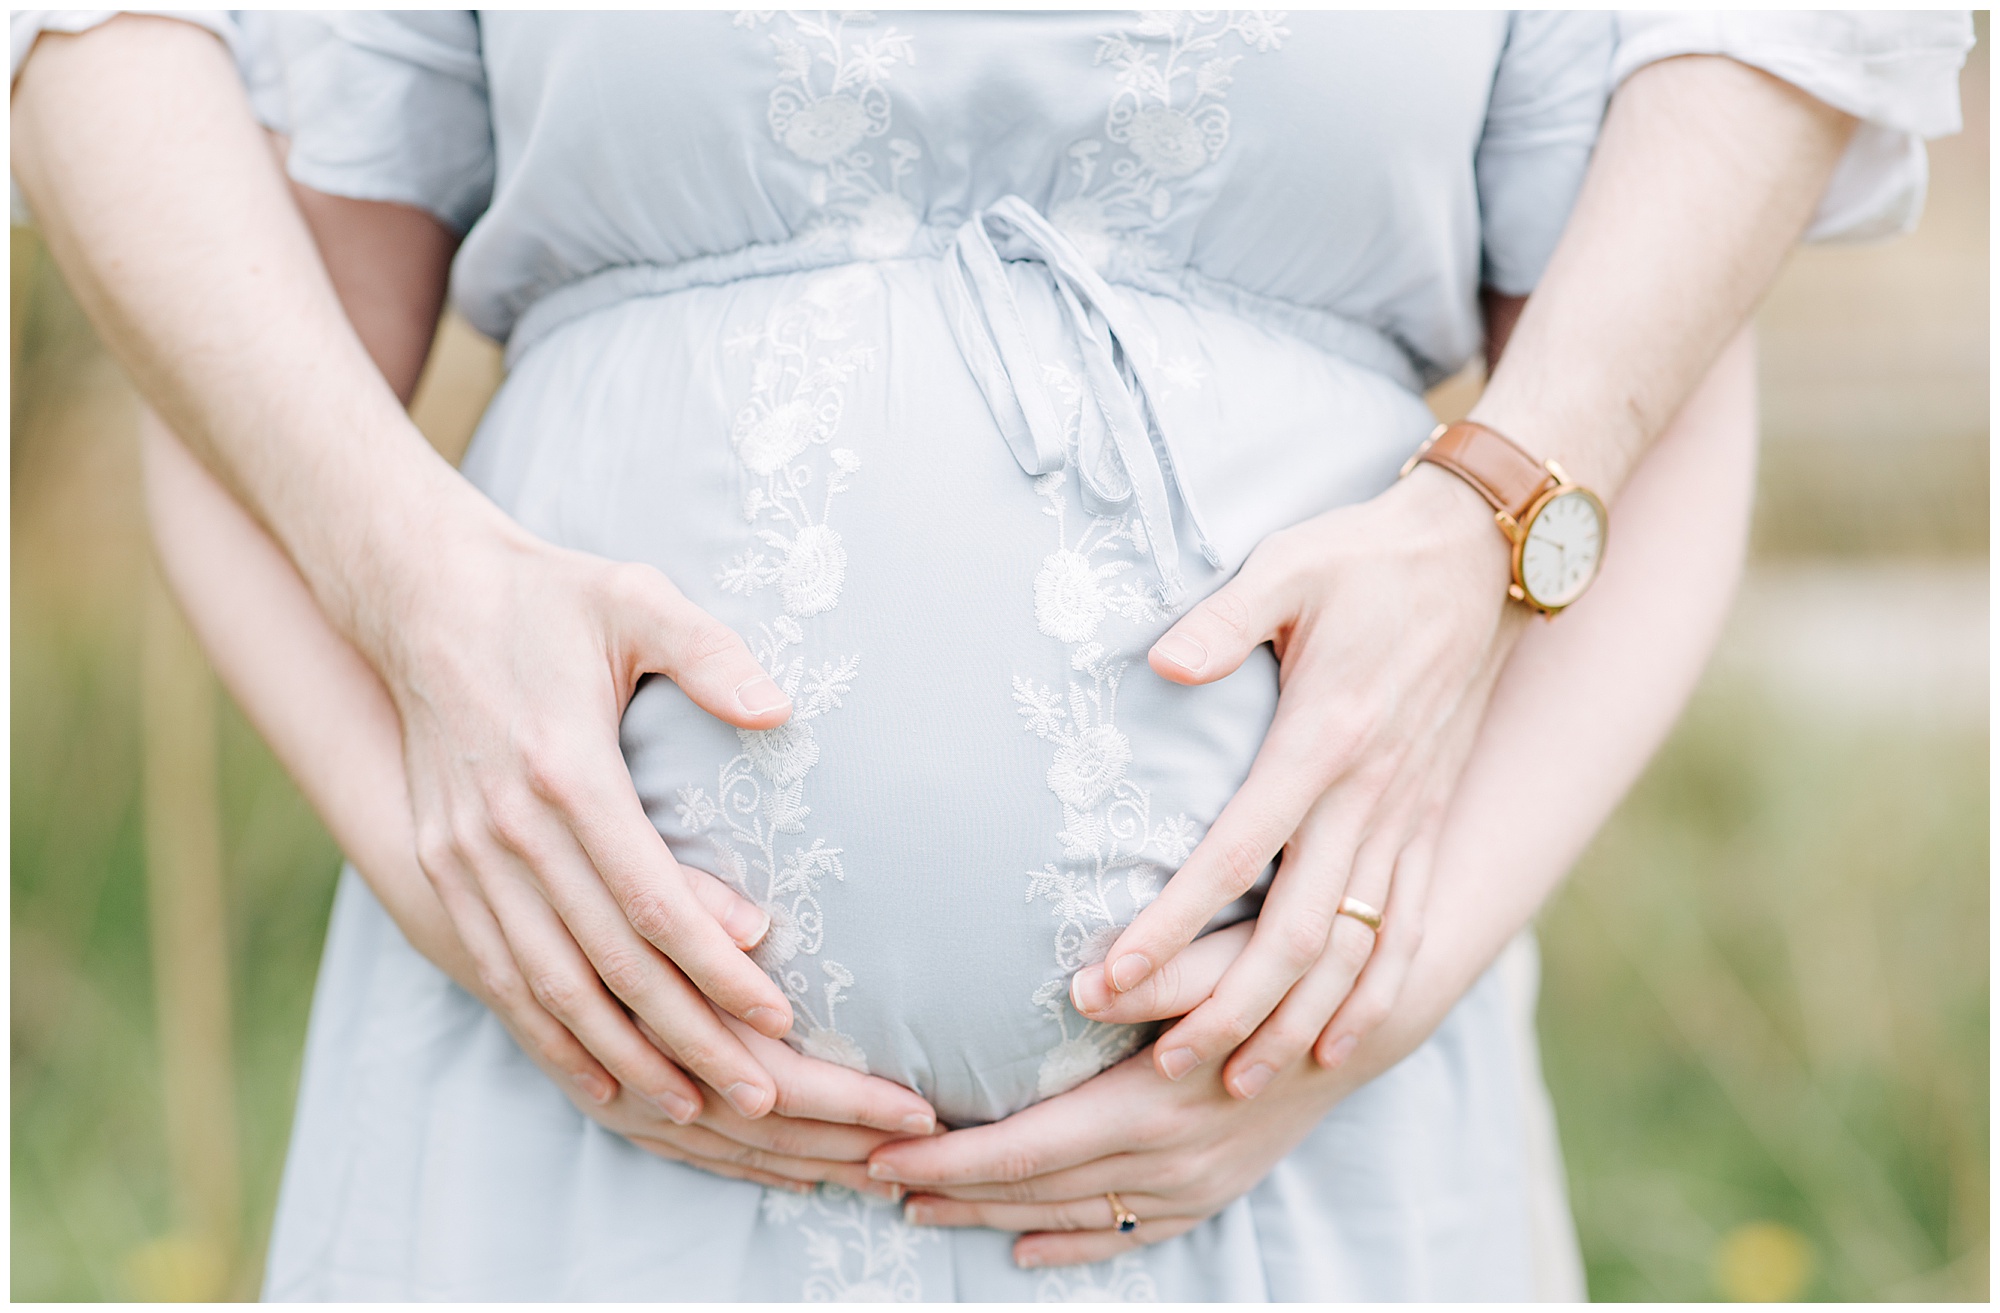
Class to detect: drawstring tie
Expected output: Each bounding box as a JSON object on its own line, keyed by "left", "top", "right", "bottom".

{"left": 940, "top": 195, "right": 1222, "bottom": 606}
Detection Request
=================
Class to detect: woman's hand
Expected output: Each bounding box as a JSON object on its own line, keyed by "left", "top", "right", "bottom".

{"left": 1083, "top": 465, "right": 1524, "bottom": 1097}
{"left": 871, "top": 1031, "right": 1342, "bottom": 1269}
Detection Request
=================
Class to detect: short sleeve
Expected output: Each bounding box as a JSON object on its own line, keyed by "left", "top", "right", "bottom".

{"left": 279, "top": 10, "right": 493, "bottom": 236}
{"left": 1613, "top": 11, "right": 1975, "bottom": 242}
{"left": 10, "top": 11, "right": 273, "bottom": 226}
{"left": 1476, "top": 12, "right": 1617, "bottom": 296}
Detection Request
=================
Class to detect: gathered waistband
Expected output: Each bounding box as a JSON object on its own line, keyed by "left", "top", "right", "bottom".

{"left": 503, "top": 226, "right": 1423, "bottom": 394}
{"left": 503, "top": 211, "right": 1424, "bottom": 604}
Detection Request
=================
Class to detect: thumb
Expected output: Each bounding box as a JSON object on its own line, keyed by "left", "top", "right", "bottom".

{"left": 611, "top": 564, "right": 792, "bottom": 729}
{"left": 1148, "top": 544, "right": 1296, "bottom": 686}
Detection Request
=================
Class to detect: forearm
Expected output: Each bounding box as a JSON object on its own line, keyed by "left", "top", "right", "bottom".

{"left": 1472, "top": 55, "right": 1853, "bottom": 496}
{"left": 1345, "top": 328, "right": 1758, "bottom": 1089}
{"left": 139, "top": 411, "right": 477, "bottom": 991}
{"left": 11, "top": 17, "right": 491, "bottom": 661}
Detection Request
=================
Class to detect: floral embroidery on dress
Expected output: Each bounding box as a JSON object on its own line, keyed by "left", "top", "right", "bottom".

{"left": 739, "top": 10, "right": 925, "bottom": 258}
{"left": 1051, "top": 11, "right": 1289, "bottom": 274}
{"left": 676, "top": 266, "right": 878, "bottom": 1070}
{"left": 1036, "top": 1253, "right": 1161, "bottom": 1303}
{"left": 1013, "top": 367, "right": 1200, "bottom": 1100}
{"left": 760, "top": 1185, "right": 935, "bottom": 1301}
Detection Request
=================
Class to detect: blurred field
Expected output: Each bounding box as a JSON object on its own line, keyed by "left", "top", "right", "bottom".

{"left": 10, "top": 31, "right": 1989, "bottom": 1303}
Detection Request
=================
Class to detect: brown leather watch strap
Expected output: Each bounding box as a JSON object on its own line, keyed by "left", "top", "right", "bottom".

{"left": 1413, "top": 421, "right": 1555, "bottom": 524}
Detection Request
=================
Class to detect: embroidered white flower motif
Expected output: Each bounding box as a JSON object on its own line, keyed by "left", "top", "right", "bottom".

{"left": 1035, "top": 549, "right": 1113, "bottom": 643}
{"left": 739, "top": 719, "right": 821, "bottom": 786}
{"left": 674, "top": 785, "right": 719, "bottom": 833}
{"left": 776, "top": 1184, "right": 935, "bottom": 1302}
{"left": 1037, "top": 1034, "right": 1111, "bottom": 1100}
{"left": 780, "top": 523, "right": 848, "bottom": 616}
{"left": 1057, "top": 12, "right": 1288, "bottom": 273}
{"left": 800, "top": 1026, "right": 869, "bottom": 1072}
{"left": 1125, "top": 105, "right": 1210, "bottom": 177}
{"left": 701, "top": 275, "right": 876, "bottom": 1109}
{"left": 848, "top": 192, "right": 920, "bottom": 259}
{"left": 747, "top": 12, "right": 924, "bottom": 259}
{"left": 734, "top": 397, "right": 816, "bottom": 475}
{"left": 754, "top": 901, "right": 804, "bottom": 968}
{"left": 781, "top": 93, "right": 869, "bottom": 163}
{"left": 1154, "top": 813, "right": 1199, "bottom": 864}
{"left": 1036, "top": 1253, "right": 1162, "bottom": 1302}
{"left": 1047, "top": 724, "right": 1133, "bottom": 810}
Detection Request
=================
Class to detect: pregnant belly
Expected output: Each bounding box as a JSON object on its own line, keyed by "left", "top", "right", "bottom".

{"left": 463, "top": 262, "right": 1426, "bottom": 1125}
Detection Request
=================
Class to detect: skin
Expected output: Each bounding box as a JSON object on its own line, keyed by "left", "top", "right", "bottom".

{"left": 879, "top": 326, "right": 1761, "bottom": 1267}
{"left": 12, "top": 14, "right": 805, "bottom": 1121}
{"left": 11, "top": 15, "right": 1856, "bottom": 1272}
{"left": 1092, "top": 54, "right": 1858, "bottom": 1103}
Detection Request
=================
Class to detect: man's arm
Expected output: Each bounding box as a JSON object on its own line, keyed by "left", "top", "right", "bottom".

{"left": 12, "top": 15, "right": 799, "bottom": 1119}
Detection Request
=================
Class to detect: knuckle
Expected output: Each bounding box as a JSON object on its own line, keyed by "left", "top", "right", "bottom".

{"left": 413, "top": 823, "right": 459, "bottom": 883}
{"left": 1201, "top": 586, "right": 1254, "bottom": 640}
{"left": 518, "top": 738, "right": 584, "bottom": 812}
{"left": 1279, "top": 910, "right": 1333, "bottom": 971}
{"left": 1329, "top": 921, "right": 1376, "bottom": 976}
{"left": 475, "top": 961, "right": 525, "bottom": 1009}
{"left": 1209, "top": 1008, "right": 1256, "bottom": 1049}
{"left": 484, "top": 784, "right": 542, "bottom": 855}
{"left": 1215, "top": 834, "right": 1271, "bottom": 897}
{"left": 621, "top": 890, "right": 682, "bottom": 946}
{"left": 595, "top": 945, "right": 659, "bottom": 1001}
{"left": 603, "top": 561, "right": 672, "bottom": 616}
{"left": 993, "top": 1149, "right": 1042, "bottom": 1186}
{"left": 675, "top": 614, "right": 741, "bottom": 674}
{"left": 525, "top": 968, "right": 586, "bottom": 1018}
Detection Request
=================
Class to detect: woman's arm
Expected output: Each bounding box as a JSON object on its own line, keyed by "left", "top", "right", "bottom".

{"left": 12, "top": 14, "right": 802, "bottom": 1116}
{"left": 1092, "top": 55, "right": 1855, "bottom": 1095}
{"left": 872, "top": 325, "right": 1758, "bottom": 1267}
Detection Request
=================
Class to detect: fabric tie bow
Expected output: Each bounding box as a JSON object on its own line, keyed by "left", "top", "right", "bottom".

{"left": 941, "top": 195, "right": 1221, "bottom": 606}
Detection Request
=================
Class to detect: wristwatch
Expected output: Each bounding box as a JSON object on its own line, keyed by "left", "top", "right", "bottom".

{"left": 1399, "top": 420, "right": 1607, "bottom": 615}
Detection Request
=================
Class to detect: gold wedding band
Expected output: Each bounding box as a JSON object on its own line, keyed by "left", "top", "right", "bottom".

{"left": 1337, "top": 896, "right": 1383, "bottom": 932}
{"left": 1106, "top": 1192, "right": 1140, "bottom": 1234}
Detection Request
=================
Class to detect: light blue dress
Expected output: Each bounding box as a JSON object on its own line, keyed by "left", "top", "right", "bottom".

{"left": 232, "top": 8, "right": 1964, "bottom": 1303}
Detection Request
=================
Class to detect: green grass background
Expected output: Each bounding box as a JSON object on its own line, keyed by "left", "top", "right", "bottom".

{"left": 12, "top": 25, "right": 1988, "bottom": 1300}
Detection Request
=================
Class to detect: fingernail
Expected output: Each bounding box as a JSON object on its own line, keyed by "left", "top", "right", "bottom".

{"left": 744, "top": 1005, "right": 790, "bottom": 1036}
{"left": 1154, "top": 632, "right": 1207, "bottom": 675}
{"left": 726, "top": 902, "right": 772, "bottom": 949}
{"left": 1017, "top": 1251, "right": 1044, "bottom": 1270}
{"left": 736, "top": 674, "right": 790, "bottom": 716}
{"left": 1322, "top": 1035, "right": 1358, "bottom": 1070}
{"left": 1231, "top": 1062, "right": 1275, "bottom": 1100}
{"left": 655, "top": 1091, "right": 701, "bottom": 1124}
{"left": 723, "top": 1082, "right": 771, "bottom": 1117}
{"left": 1159, "top": 1046, "right": 1200, "bottom": 1081}
{"left": 574, "top": 1071, "right": 615, "bottom": 1104}
{"left": 868, "top": 1161, "right": 904, "bottom": 1183}
{"left": 903, "top": 1201, "right": 926, "bottom": 1226}
{"left": 867, "top": 1181, "right": 905, "bottom": 1202}
{"left": 899, "top": 1112, "right": 936, "bottom": 1136}
{"left": 1070, "top": 969, "right": 1113, "bottom": 1015}
{"left": 1109, "top": 954, "right": 1151, "bottom": 993}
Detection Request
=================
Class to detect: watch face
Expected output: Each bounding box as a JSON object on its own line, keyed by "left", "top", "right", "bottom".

{"left": 1520, "top": 489, "right": 1606, "bottom": 609}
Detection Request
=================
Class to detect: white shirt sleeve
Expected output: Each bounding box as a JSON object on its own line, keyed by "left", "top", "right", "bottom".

{"left": 1614, "top": 11, "right": 1976, "bottom": 242}
{"left": 10, "top": 10, "right": 286, "bottom": 224}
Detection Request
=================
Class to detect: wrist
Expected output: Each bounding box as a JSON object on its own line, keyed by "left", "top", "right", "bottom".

{"left": 1390, "top": 462, "right": 1515, "bottom": 593}
{"left": 294, "top": 429, "right": 519, "bottom": 676}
